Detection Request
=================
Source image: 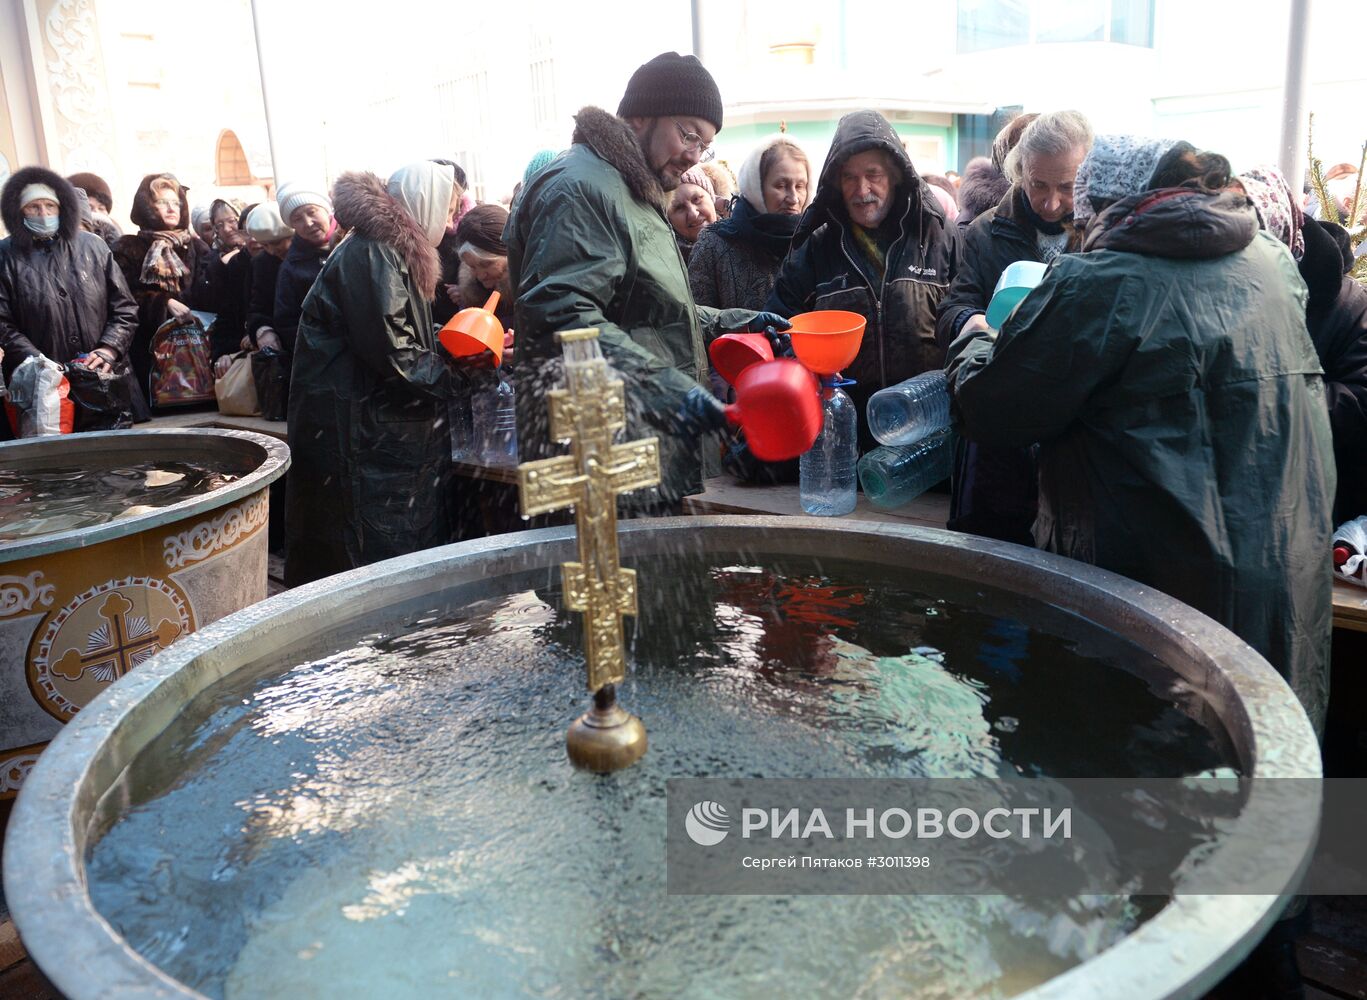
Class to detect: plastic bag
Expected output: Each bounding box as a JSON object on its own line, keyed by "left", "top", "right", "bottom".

{"left": 1334, "top": 515, "right": 1367, "bottom": 588}
{"left": 149, "top": 316, "right": 216, "bottom": 407}
{"left": 4, "top": 355, "right": 72, "bottom": 437}
{"left": 215, "top": 351, "right": 260, "bottom": 416}
{"left": 65, "top": 362, "right": 134, "bottom": 431}
{"left": 251, "top": 347, "right": 290, "bottom": 422}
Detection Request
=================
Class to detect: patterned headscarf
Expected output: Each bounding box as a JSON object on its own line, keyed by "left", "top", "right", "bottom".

{"left": 1238, "top": 165, "right": 1305, "bottom": 261}
{"left": 1073, "top": 134, "right": 1180, "bottom": 229}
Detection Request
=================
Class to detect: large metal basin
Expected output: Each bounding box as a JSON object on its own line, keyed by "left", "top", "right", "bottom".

{"left": 3, "top": 518, "right": 1321, "bottom": 999}
{"left": 0, "top": 429, "right": 289, "bottom": 799}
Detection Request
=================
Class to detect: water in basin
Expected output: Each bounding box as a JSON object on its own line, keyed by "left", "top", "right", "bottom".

{"left": 86, "top": 554, "right": 1235, "bottom": 999}
{"left": 0, "top": 457, "right": 251, "bottom": 541}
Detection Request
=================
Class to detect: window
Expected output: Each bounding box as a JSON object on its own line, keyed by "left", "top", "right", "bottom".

{"left": 1036, "top": 0, "right": 1106, "bottom": 42}
{"left": 957, "top": 0, "right": 1029, "bottom": 53}
{"left": 1110, "top": 0, "right": 1154, "bottom": 46}
{"left": 530, "top": 32, "right": 558, "bottom": 131}
{"left": 437, "top": 72, "right": 490, "bottom": 201}
{"left": 216, "top": 131, "right": 253, "bottom": 186}
{"left": 956, "top": 0, "right": 1154, "bottom": 52}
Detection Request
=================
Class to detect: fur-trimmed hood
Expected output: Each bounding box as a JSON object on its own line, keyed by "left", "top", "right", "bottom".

{"left": 331, "top": 170, "right": 441, "bottom": 299}
{"left": 128, "top": 172, "right": 193, "bottom": 232}
{"left": 571, "top": 106, "right": 664, "bottom": 206}
{"left": 1, "top": 166, "right": 82, "bottom": 248}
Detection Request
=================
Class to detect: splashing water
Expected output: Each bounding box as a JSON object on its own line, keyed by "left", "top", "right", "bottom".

{"left": 86, "top": 556, "right": 1232, "bottom": 999}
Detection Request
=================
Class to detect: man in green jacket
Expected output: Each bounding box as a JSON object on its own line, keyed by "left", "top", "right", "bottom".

{"left": 948, "top": 141, "right": 1335, "bottom": 741}
{"left": 506, "top": 52, "right": 785, "bottom": 507}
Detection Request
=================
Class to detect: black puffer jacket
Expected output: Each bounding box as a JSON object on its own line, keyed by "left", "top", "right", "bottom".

{"left": 765, "top": 111, "right": 961, "bottom": 440}
{"left": 936, "top": 187, "right": 1085, "bottom": 545}
{"left": 1299, "top": 218, "right": 1367, "bottom": 522}
{"left": 0, "top": 166, "right": 146, "bottom": 418}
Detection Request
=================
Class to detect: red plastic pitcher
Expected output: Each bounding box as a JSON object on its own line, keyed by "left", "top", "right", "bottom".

{"left": 709, "top": 333, "right": 774, "bottom": 386}
{"left": 726, "top": 359, "right": 822, "bottom": 461}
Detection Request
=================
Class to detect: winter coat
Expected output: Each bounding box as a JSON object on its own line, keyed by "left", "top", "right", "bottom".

{"left": 765, "top": 110, "right": 962, "bottom": 444}
{"left": 948, "top": 188, "right": 1335, "bottom": 735}
{"left": 0, "top": 166, "right": 146, "bottom": 418}
{"left": 687, "top": 197, "right": 794, "bottom": 310}
{"left": 506, "top": 106, "right": 757, "bottom": 504}
{"left": 112, "top": 175, "right": 213, "bottom": 396}
{"left": 1299, "top": 218, "right": 1367, "bottom": 522}
{"left": 937, "top": 187, "right": 1086, "bottom": 546}
{"left": 208, "top": 247, "right": 252, "bottom": 358}
{"left": 284, "top": 171, "right": 457, "bottom": 587}
{"left": 272, "top": 237, "right": 329, "bottom": 353}
{"left": 246, "top": 250, "right": 283, "bottom": 346}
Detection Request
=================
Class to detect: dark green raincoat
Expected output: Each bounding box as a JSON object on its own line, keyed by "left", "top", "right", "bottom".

{"left": 949, "top": 189, "right": 1335, "bottom": 734}
{"left": 506, "top": 107, "right": 755, "bottom": 504}
{"left": 284, "top": 171, "right": 456, "bottom": 587}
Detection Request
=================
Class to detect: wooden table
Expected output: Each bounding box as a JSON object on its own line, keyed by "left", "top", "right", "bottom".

{"left": 1334, "top": 579, "right": 1367, "bottom": 633}
{"left": 681, "top": 476, "right": 950, "bottom": 530}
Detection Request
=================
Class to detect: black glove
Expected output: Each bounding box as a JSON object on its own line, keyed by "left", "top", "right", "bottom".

{"left": 673, "top": 385, "right": 732, "bottom": 437}
{"left": 744, "top": 311, "right": 791, "bottom": 333}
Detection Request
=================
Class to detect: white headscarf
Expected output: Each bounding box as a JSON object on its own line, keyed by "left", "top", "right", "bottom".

{"left": 386, "top": 161, "right": 455, "bottom": 248}
{"left": 737, "top": 135, "right": 812, "bottom": 215}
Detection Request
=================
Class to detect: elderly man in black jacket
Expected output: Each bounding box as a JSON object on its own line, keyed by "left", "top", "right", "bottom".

{"left": 934, "top": 111, "right": 1093, "bottom": 546}
{"left": 0, "top": 166, "right": 143, "bottom": 422}
{"left": 765, "top": 110, "right": 962, "bottom": 447}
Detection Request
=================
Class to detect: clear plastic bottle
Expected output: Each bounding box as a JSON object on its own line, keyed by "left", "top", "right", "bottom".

{"left": 800, "top": 378, "right": 858, "bottom": 516}
{"left": 474, "top": 371, "right": 519, "bottom": 466}
{"left": 857, "top": 427, "right": 954, "bottom": 510}
{"left": 448, "top": 395, "right": 475, "bottom": 463}
{"left": 866, "top": 369, "right": 950, "bottom": 447}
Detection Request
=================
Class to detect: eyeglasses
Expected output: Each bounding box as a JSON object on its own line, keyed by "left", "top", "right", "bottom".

{"left": 153, "top": 199, "right": 180, "bottom": 211}
{"left": 673, "top": 120, "right": 716, "bottom": 162}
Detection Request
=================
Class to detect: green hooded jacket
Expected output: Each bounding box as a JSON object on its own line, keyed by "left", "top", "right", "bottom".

{"left": 506, "top": 107, "right": 755, "bottom": 504}
{"left": 949, "top": 189, "right": 1335, "bottom": 735}
{"left": 284, "top": 171, "right": 456, "bottom": 587}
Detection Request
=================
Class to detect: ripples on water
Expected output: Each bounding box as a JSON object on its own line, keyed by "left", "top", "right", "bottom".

{"left": 86, "top": 556, "right": 1234, "bottom": 999}
{"left": 0, "top": 459, "right": 250, "bottom": 541}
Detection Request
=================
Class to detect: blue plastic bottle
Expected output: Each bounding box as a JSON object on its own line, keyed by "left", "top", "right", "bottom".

{"left": 800, "top": 377, "right": 858, "bottom": 516}
{"left": 865, "top": 369, "right": 950, "bottom": 447}
{"left": 857, "top": 427, "right": 954, "bottom": 509}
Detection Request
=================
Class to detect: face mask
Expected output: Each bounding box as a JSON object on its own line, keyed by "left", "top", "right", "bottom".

{"left": 23, "top": 214, "right": 60, "bottom": 237}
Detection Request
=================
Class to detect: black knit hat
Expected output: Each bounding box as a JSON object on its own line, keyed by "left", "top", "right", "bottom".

{"left": 617, "top": 52, "right": 723, "bottom": 133}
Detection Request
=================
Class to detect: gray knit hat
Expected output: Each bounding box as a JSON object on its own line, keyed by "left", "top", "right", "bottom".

{"left": 617, "top": 52, "right": 723, "bottom": 132}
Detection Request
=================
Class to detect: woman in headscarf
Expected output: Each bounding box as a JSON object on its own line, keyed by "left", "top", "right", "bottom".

{"left": 0, "top": 166, "right": 146, "bottom": 423}
{"left": 667, "top": 165, "right": 717, "bottom": 264}
{"left": 284, "top": 160, "right": 466, "bottom": 586}
{"left": 1236, "top": 164, "right": 1367, "bottom": 524}
{"left": 452, "top": 203, "right": 515, "bottom": 330}
{"left": 948, "top": 135, "right": 1334, "bottom": 749}
{"left": 113, "top": 173, "right": 213, "bottom": 395}
{"left": 688, "top": 134, "right": 812, "bottom": 310}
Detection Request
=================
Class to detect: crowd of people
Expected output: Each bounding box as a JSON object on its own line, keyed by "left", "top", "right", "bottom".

{"left": 2, "top": 52, "right": 1364, "bottom": 699}
{"left": 1, "top": 46, "right": 1365, "bottom": 995}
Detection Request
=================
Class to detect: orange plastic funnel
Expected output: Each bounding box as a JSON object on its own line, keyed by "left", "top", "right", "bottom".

{"left": 439, "top": 290, "right": 505, "bottom": 365}
{"left": 709, "top": 333, "right": 774, "bottom": 387}
{"left": 726, "top": 359, "right": 822, "bottom": 461}
{"left": 787, "top": 309, "right": 866, "bottom": 376}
